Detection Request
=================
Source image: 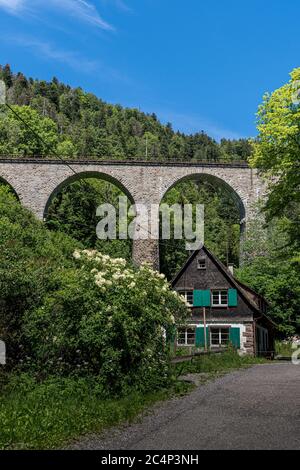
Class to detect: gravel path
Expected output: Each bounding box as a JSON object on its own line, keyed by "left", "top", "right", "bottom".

{"left": 69, "top": 363, "right": 300, "bottom": 450}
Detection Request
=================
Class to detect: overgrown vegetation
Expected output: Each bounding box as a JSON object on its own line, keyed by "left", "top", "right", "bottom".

{"left": 250, "top": 67, "right": 300, "bottom": 253}
{"left": 275, "top": 341, "right": 295, "bottom": 358}
{"left": 0, "top": 185, "right": 81, "bottom": 366}
{"left": 46, "top": 179, "right": 133, "bottom": 261}
{"left": 236, "top": 219, "right": 300, "bottom": 335}
{"left": 23, "top": 248, "right": 187, "bottom": 393}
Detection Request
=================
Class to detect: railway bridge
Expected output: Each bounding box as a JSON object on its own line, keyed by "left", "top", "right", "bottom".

{"left": 0, "top": 158, "right": 265, "bottom": 268}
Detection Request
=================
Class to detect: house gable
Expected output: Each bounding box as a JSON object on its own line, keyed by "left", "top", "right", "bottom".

{"left": 172, "top": 246, "right": 257, "bottom": 321}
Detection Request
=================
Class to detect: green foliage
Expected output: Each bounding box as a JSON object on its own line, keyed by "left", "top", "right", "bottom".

{"left": 0, "top": 186, "right": 79, "bottom": 365}
{"left": 251, "top": 68, "right": 300, "bottom": 252}
{"left": 0, "top": 64, "right": 251, "bottom": 161}
{"left": 275, "top": 341, "right": 294, "bottom": 357}
{"left": 46, "top": 179, "right": 132, "bottom": 261}
{"left": 0, "top": 105, "right": 73, "bottom": 157}
{"left": 236, "top": 219, "right": 300, "bottom": 335}
{"left": 220, "top": 138, "right": 253, "bottom": 161}
{"left": 238, "top": 68, "right": 300, "bottom": 336}
{"left": 160, "top": 179, "right": 241, "bottom": 279}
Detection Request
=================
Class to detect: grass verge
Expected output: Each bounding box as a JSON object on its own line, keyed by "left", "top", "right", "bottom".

{"left": 0, "top": 350, "right": 266, "bottom": 450}
{"left": 0, "top": 373, "right": 190, "bottom": 450}
{"left": 173, "top": 348, "right": 266, "bottom": 377}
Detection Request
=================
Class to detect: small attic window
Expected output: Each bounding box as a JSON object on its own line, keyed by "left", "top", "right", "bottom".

{"left": 197, "top": 258, "right": 206, "bottom": 270}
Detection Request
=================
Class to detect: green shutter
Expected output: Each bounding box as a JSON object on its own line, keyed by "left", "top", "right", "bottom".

{"left": 196, "top": 327, "right": 210, "bottom": 348}
{"left": 194, "top": 290, "right": 211, "bottom": 307}
{"left": 228, "top": 289, "right": 238, "bottom": 307}
{"left": 203, "top": 290, "right": 211, "bottom": 307}
{"left": 229, "top": 327, "right": 241, "bottom": 349}
{"left": 196, "top": 327, "right": 204, "bottom": 347}
{"left": 194, "top": 290, "right": 202, "bottom": 307}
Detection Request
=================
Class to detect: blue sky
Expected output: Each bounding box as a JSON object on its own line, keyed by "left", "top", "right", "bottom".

{"left": 0, "top": 0, "right": 299, "bottom": 140}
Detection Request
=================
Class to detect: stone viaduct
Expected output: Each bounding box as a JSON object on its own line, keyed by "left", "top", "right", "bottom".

{"left": 0, "top": 159, "right": 265, "bottom": 269}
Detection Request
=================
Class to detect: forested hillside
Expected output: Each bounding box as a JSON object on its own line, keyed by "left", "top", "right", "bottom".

{"left": 0, "top": 64, "right": 252, "bottom": 161}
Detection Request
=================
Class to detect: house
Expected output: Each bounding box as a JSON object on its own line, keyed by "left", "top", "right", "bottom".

{"left": 171, "top": 245, "right": 276, "bottom": 356}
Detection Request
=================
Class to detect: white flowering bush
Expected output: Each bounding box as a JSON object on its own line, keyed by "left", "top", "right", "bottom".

{"left": 23, "top": 249, "right": 188, "bottom": 394}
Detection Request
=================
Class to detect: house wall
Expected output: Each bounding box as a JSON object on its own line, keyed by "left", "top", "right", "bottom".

{"left": 174, "top": 248, "right": 254, "bottom": 321}
{"left": 256, "top": 325, "right": 269, "bottom": 355}
{"left": 173, "top": 248, "right": 258, "bottom": 355}
{"left": 182, "top": 322, "right": 254, "bottom": 355}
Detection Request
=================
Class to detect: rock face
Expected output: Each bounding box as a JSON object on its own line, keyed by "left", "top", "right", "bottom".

{"left": 0, "top": 159, "right": 265, "bottom": 269}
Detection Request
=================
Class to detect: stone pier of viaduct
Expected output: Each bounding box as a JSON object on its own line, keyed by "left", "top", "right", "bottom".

{"left": 0, "top": 159, "right": 265, "bottom": 269}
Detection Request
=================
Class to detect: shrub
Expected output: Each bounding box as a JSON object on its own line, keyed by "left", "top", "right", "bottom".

{"left": 23, "top": 250, "right": 188, "bottom": 394}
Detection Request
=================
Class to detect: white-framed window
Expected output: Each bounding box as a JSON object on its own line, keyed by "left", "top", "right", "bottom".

{"left": 177, "top": 327, "right": 196, "bottom": 346}
{"left": 210, "top": 327, "right": 230, "bottom": 347}
{"left": 180, "top": 291, "right": 194, "bottom": 307}
{"left": 197, "top": 258, "right": 206, "bottom": 270}
{"left": 212, "top": 290, "right": 228, "bottom": 307}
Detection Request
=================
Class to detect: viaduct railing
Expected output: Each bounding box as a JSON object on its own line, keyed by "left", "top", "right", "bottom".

{"left": 0, "top": 155, "right": 250, "bottom": 168}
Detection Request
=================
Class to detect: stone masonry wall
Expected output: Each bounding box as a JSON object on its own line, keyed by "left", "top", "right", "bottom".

{"left": 242, "top": 322, "right": 256, "bottom": 356}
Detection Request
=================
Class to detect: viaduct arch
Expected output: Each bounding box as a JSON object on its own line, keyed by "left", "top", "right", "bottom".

{"left": 0, "top": 175, "right": 20, "bottom": 201}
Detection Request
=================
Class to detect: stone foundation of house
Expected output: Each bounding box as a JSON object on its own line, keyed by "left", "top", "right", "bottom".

{"left": 242, "top": 322, "right": 255, "bottom": 356}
